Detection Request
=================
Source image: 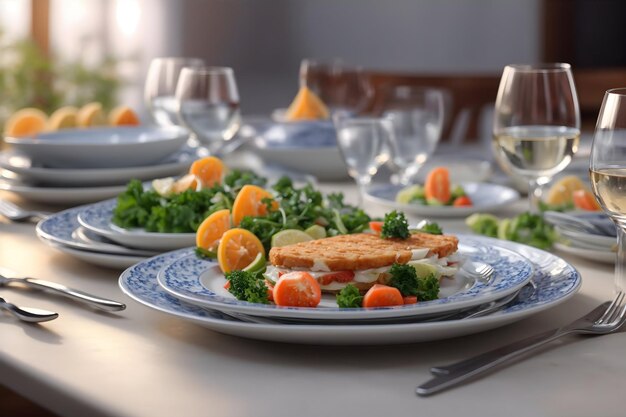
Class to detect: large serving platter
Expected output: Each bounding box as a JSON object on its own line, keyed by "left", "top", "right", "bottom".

{"left": 119, "top": 238, "right": 581, "bottom": 345}
{"left": 156, "top": 236, "right": 533, "bottom": 320}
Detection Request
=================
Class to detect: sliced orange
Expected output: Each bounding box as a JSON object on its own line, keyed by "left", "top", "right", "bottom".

{"left": 189, "top": 156, "right": 225, "bottom": 189}
{"left": 47, "top": 106, "right": 78, "bottom": 131}
{"left": 172, "top": 174, "right": 199, "bottom": 193}
{"left": 4, "top": 108, "right": 47, "bottom": 137}
{"left": 196, "top": 209, "right": 231, "bottom": 250}
{"left": 109, "top": 105, "right": 141, "bottom": 126}
{"left": 231, "top": 185, "right": 278, "bottom": 226}
{"left": 545, "top": 176, "right": 586, "bottom": 206}
{"left": 77, "top": 102, "right": 107, "bottom": 127}
{"left": 217, "top": 228, "right": 265, "bottom": 273}
{"left": 284, "top": 86, "right": 330, "bottom": 121}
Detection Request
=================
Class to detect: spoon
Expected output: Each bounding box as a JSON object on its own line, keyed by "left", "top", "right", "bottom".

{"left": 0, "top": 296, "right": 58, "bottom": 323}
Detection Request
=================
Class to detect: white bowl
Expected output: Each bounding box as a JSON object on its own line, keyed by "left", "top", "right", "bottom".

{"left": 4, "top": 126, "right": 189, "bottom": 168}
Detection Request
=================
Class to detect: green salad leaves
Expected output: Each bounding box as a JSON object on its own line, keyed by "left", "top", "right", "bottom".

{"left": 466, "top": 212, "right": 557, "bottom": 249}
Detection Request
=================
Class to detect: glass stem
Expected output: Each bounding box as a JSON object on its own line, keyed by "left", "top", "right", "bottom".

{"left": 527, "top": 178, "right": 542, "bottom": 213}
{"left": 615, "top": 225, "right": 626, "bottom": 294}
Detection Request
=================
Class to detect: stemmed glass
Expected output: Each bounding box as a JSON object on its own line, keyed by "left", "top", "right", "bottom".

{"left": 379, "top": 86, "right": 445, "bottom": 185}
{"left": 493, "top": 63, "right": 581, "bottom": 211}
{"left": 300, "top": 59, "right": 373, "bottom": 114}
{"left": 334, "top": 115, "right": 391, "bottom": 206}
{"left": 590, "top": 88, "right": 626, "bottom": 291}
{"left": 175, "top": 66, "right": 241, "bottom": 156}
{"left": 144, "top": 57, "right": 205, "bottom": 126}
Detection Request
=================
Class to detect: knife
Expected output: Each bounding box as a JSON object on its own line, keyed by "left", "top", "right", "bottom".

{"left": 0, "top": 269, "right": 125, "bottom": 312}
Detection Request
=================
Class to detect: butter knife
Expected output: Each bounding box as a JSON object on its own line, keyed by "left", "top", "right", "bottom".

{"left": 0, "top": 270, "right": 125, "bottom": 312}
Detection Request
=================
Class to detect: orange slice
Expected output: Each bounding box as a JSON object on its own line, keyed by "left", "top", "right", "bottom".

{"left": 284, "top": 86, "right": 330, "bottom": 121}
{"left": 545, "top": 176, "right": 587, "bottom": 205}
{"left": 4, "top": 108, "right": 47, "bottom": 137}
{"left": 217, "top": 228, "right": 265, "bottom": 273}
{"left": 196, "top": 209, "right": 231, "bottom": 251}
{"left": 189, "top": 156, "right": 225, "bottom": 188}
{"left": 109, "top": 105, "right": 140, "bottom": 126}
{"left": 231, "top": 185, "right": 278, "bottom": 226}
{"left": 77, "top": 102, "right": 107, "bottom": 127}
{"left": 172, "top": 174, "right": 199, "bottom": 193}
{"left": 47, "top": 106, "right": 78, "bottom": 131}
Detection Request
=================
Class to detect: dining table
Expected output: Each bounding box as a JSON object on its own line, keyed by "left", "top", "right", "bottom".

{"left": 0, "top": 176, "right": 622, "bottom": 417}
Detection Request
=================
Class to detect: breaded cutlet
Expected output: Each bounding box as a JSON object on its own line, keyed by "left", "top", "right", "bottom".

{"left": 269, "top": 232, "right": 459, "bottom": 271}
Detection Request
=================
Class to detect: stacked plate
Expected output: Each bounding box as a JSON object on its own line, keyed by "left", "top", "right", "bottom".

{"left": 1, "top": 126, "right": 201, "bottom": 205}
{"left": 118, "top": 236, "right": 581, "bottom": 345}
{"left": 545, "top": 211, "right": 617, "bottom": 264}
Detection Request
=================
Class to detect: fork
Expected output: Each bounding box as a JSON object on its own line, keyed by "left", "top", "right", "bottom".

{"left": 0, "top": 199, "right": 51, "bottom": 222}
{"left": 416, "top": 292, "right": 626, "bottom": 396}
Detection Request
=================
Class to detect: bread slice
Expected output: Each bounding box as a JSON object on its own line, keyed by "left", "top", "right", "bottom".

{"left": 269, "top": 232, "right": 459, "bottom": 271}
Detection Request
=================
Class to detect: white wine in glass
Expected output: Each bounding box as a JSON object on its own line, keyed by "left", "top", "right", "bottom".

{"left": 493, "top": 64, "right": 580, "bottom": 211}
{"left": 590, "top": 88, "right": 626, "bottom": 291}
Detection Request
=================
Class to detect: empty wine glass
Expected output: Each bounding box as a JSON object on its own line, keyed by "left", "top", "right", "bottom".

{"left": 175, "top": 66, "right": 241, "bottom": 156}
{"left": 590, "top": 88, "right": 626, "bottom": 291}
{"left": 300, "top": 59, "right": 373, "bottom": 114}
{"left": 144, "top": 57, "right": 205, "bottom": 126}
{"left": 380, "top": 86, "right": 445, "bottom": 185}
{"left": 493, "top": 63, "right": 581, "bottom": 212}
{"left": 334, "top": 115, "right": 391, "bottom": 206}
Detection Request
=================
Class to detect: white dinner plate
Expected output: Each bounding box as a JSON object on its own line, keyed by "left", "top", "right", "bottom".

{"left": 156, "top": 236, "right": 533, "bottom": 320}
{"left": 554, "top": 242, "right": 615, "bottom": 264}
{"left": 4, "top": 126, "right": 189, "bottom": 169}
{"left": 77, "top": 199, "right": 195, "bottom": 250}
{"left": 36, "top": 205, "right": 157, "bottom": 257}
{"left": 119, "top": 239, "right": 581, "bottom": 345}
{"left": 364, "top": 182, "right": 520, "bottom": 218}
{"left": 0, "top": 146, "right": 201, "bottom": 186}
{"left": 43, "top": 240, "right": 147, "bottom": 269}
{"left": 556, "top": 227, "right": 616, "bottom": 249}
{"left": 0, "top": 177, "right": 127, "bottom": 205}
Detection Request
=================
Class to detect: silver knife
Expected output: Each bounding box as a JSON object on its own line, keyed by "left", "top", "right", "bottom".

{"left": 0, "top": 270, "right": 125, "bottom": 312}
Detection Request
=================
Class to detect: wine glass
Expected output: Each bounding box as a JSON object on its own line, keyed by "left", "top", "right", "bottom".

{"left": 590, "top": 88, "right": 626, "bottom": 291}
{"left": 300, "top": 59, "right": 373, "bottom": 114}
{"left": 144, "top": 57, "right": 205, "bottom": 126}
{"left": 493, "top": 63, "right": 581, "bottom": 211}
{"left": 175, "top": 66, "right": 241, "bottom": 156}
{"left": 334, "top": 115, "right": 392, "bottom": 206}
{"left": 379, "top": 86, "right": 445, "bottom": 185}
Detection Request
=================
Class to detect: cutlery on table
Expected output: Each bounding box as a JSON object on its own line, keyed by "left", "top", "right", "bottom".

{"left": 0, "top": 199, "right": 51, "bottom": 222}
{"left": 416, "top": 293, "right": 626, "bottom": 396}
{"left": 0, "top": 269, "right": 126, "bottom": 312}
{"left": 543, "top": 210, "right": 616, "bottom": 237}
{"left": 0, "top": 296, "right": 58, "bottom": 323}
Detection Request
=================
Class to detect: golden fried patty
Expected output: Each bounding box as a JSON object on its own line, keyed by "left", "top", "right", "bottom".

{"left": 269, "top": 232, "right": 459, "bottom": 271}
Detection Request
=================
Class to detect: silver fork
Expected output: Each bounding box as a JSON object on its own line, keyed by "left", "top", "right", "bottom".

{"left": 461, "top": 260, "right": 495, "bottom": 283}
{"left": 417, "top": 292, "right": 626, "bottom": 396}
{"left": 0, "top": 199, "right": 50, "bottom": 222}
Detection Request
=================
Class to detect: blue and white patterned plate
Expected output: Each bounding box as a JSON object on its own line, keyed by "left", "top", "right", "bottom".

{"left": 77, "top": 199, "right": 195, "bottom": 251}
{"left": 364, "top": 183, "right": 520, "bottom": 218}
{"left": 118, "top": 238, "right": 581, "bottom": 345}
{"left": 155, "top": 236, "right": 534, "bottom": 320}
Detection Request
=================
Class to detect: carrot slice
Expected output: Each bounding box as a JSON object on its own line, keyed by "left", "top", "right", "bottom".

{"left": 231, "top": 184, "right": 278, "bottom": 226}
{"left": 189, "top": 156, "right": 225, "bottom": 188}
{"left": 217, "top": 228, "right": 265, "bottom": 273}
{"left": 403, "top": 296, "right": 418, "bottom": 304}
{"left": 318, "top": 271, "right": 355, "bottom": 286}
{"left": 273, "top": 271, "right": 321, "bottom": 307}
{"left": 424, "top": 167, "right": 451, "bottom": 204}
{"left": 573, "top": 189, "right": 601, "bottom": 211}
{"left": 196, "top": 209, "right": 231, "bottom": 250}
{"left": 453, "top": 196, "right": 473, "bottom": 207}
{"left": 362, "top": 284, "right": 404, "bottom": 308}
{"left": 369, "top": 221, "right": 383, "bottom": 234}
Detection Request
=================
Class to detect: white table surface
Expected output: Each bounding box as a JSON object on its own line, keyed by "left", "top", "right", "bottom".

{"left": 0, "top": 182, "right": 621, "bottom": 417}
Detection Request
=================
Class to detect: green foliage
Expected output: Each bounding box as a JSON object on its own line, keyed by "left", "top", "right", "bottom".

{"left": 416, "top": 221, "right": 443, "bottom": 235}
{"left": 466, "top": 212, "right": 557, "bottom": 249}
{"left": 388, "top": 263, "right": 440, "bottom": 301}
{"left": 336, "top": 284, "right": 364, "bottom": 308}
{"left": 224, "top": 270, "right": 269, "bottom": 304}
{"left": 381, "top": 210, "right": 410, "bottom": 239}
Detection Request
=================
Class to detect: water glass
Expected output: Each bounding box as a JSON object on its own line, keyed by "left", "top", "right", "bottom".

{"left": 493, "top": 63, "right": 580, "bottom": 212}
{"left": 300, "top": 59, "right": 372, "bottom": 114}
{"left": 175, "top": 66, "right": 241, "bottom": 156}
{"left": 144, "top": 57, "right": 205, "bottom": 126}
{"left": 334, "top": 116, "right": 391, "bottom": 205}
{"left": 589, "top": 88, "right": 626, "bottom": 292}
{"left": 380, "top": 86, "right": 445, "bottom": 185}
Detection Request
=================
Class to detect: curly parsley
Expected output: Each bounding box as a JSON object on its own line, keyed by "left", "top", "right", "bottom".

{"left": 224, "top": 270, "right": 269, "bottom": 304}
{"left": 388, "top": 263, "right": 439, "bottom": 301}
{"left": 336, "top": 284, "right": 364, "bottom": 308}
{"left": 381, "top": 211, "right": 410, "bottom": 239}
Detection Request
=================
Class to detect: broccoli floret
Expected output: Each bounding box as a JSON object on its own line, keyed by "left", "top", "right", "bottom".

{"left": 387, "top": 263, "right": 440, "bottom": 300}
{"left": 224, "top": 270, "right": 269, "bottom": 304}
{"left": 416, "top": 274, "right": 440, "bottom": 301}
{"left": 336, "top": 284, "right": 364, "bottom": 308}
{"left": 381, "top": 210, "right": 410, "bottom": 239}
